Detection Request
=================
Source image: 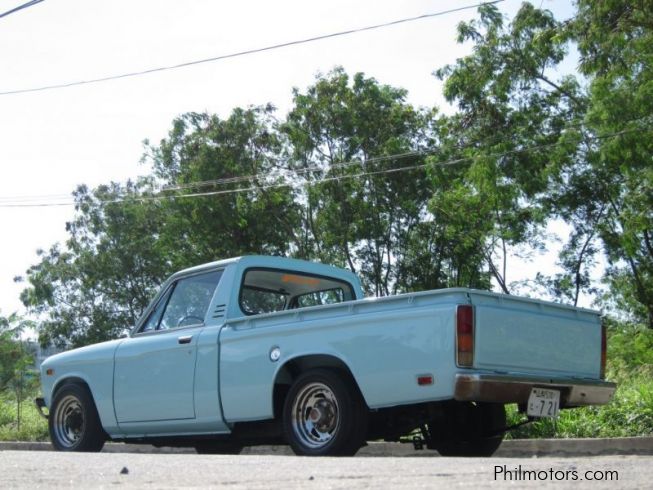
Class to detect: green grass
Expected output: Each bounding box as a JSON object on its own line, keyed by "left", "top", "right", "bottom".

{"left": 0, "top": 392, "right": 49, "bottom": 442}
{"left": 506, "top": 367, "right": 653, "bottom": 439}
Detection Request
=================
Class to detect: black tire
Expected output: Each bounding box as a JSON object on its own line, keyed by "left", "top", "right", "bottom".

{"left": 49, "top": 383, "right": 106, "bottom": 452}
{"left": 194, "top": 441, "right": 243, "bottom": 455}
{"left": 429, "top": 402, "right": 506, "bottom": 457}
{"left": 282, "top": 368, "right": 367, "bottom": 456}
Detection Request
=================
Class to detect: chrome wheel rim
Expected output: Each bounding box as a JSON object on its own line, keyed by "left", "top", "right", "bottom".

{"left": 291, "top": 382, "right": 340, "bottom": 449}
{"left": 53, "top": 395, "right": 85, "bottom": 448}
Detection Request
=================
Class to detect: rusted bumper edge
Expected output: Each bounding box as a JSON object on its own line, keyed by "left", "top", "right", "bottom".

{"left": 454, "top": 373, "right": 617, "bottom": 407}
{"left": 35, "top": 397, "right": 49, "bottom": 420}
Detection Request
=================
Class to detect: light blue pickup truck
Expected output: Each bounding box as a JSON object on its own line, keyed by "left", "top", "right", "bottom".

{"left": 37, "top": 255, "right": 615, "bottom": 456}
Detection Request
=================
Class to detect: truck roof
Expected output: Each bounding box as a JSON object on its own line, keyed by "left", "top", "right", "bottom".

{"left": 172, "top": 255, "right": 363, "bottom": 292}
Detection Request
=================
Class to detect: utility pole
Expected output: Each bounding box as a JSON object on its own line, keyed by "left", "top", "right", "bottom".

{"left": 17, "top": 336, "right": 24, "bottom": 431}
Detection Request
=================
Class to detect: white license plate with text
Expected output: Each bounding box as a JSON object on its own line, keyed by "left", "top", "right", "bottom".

{"left": 527, "top": 388, "right": 560, "bottom": 418}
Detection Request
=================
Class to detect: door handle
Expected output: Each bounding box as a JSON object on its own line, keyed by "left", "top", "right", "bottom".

{"left": 178, "top": 335, "right": 193, "bottom": 344}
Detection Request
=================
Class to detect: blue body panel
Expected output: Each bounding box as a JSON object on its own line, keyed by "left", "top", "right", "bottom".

{"left": 114, "top": 325, "right": 202, "bottom": 424}
{"left": 40, "top": 339, "right": 123, "bottom": 435}
{"left": 219, "top": 291, "right": 463, "bottom": 421}
{"left": 39, "top": 255, "right": 605, "bottom": 439}
{"left": 470, "top": 291, "right": 601, "bottom": 378}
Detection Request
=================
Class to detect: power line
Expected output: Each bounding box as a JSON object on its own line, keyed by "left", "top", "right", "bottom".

{"left": 0, "top": 116, "right": 594, "bottom": 202}
{"left": 107, "top": 114, "right": 653, "bottom": 194}
{"left": 146, "top": 126, "right": 652, "bottom": 201}
{"left": 0, "top": 0, "right": 43, "bottom": 20}
{"left": 137, "top": 112, "right": 653, "bottom": 195}
{"left": 0, "top": 1, "right": 504, "bottom": 96}
{"left": 160, "top": 150, "right": 428, "bottom": 193}
{"left": 0, "top": 154, "right": 423, "bottom": 204}
{"left": 0, "top": 192, "right": 73, "bottom": 203}
{"left": 2, "top": 115, "right": 651, "bottom": 205}
{"left": 0, "top": 125, "right": 647, "bottom": 208}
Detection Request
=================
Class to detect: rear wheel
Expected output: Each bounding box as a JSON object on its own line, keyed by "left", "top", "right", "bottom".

{"left": 49, "top": 383, "right": 106, "bottom": 452}
{"left": 283, "top": 369, "right": 367, "bottom": 456}
{"left": 427, "top": 402, "right": 505, "bottom": 457}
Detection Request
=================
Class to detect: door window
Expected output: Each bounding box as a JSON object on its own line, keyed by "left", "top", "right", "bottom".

{"left": 141, "top": 286, "right": 173, "bottom": 332}
{"left": 141, "top": 270, "right": 223, "bottom": 332}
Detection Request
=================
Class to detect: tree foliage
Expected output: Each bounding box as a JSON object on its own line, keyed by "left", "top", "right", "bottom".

{"left": 436, "top": 1, "right": 653, "bottom": 326}
{"left": 18, "top": 1, "right": 653, "bottom": 348}
{"left": 572, "top": 0, "right": 653, "bottom": 326}
{"left": 434, "top": 3, "right": 582, "bottom": 294}
{"left": 284, "top": 68, "right": 453, "bottom": 295}
{"left": 21, "top": 107, "right": 300, "bottom": 348}
{"left": 0, "top": 312, "right": 36, "bottom": 431}
{"left": 0, "top": 312, "right": 32, "bottom": 391}
{"left": 20, "top": 181, "right": 170, "bottom": 347}
{"left": 144, "top": 106, "right": 301, "bottom": 268}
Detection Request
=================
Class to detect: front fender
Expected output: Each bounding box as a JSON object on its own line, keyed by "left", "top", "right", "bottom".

{"left": 40, "top": 339, "right": 124, "bottom": 435}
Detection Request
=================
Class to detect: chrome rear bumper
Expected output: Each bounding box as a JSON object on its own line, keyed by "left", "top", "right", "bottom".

{"left": 454, "top": 373, "right": 616, "bottom": 407}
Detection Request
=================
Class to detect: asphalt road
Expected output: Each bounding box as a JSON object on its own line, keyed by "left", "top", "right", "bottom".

{"left": 0, "top": 451, "right": 650, "bottom": 489}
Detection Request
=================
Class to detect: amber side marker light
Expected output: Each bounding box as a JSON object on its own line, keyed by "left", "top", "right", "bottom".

{"left": 456, "top": 305, "right": 474, "bottom": 367}
{"left": 46, "top": 368, "right": 54, "bottom": 376}
{"left": 600, "top": 322, "right": 607, "bottom": 380}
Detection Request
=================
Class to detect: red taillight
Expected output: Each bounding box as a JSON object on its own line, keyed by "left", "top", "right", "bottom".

{"left": 457, "top": 305, "right": 474, "bottom": 367}
{"left": 600, "top": 322, "right": 607, "bottom": 379}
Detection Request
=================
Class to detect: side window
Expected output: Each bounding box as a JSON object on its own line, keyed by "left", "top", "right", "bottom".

{"left": 140, "top": 270, "right": 223, "bottom": 332}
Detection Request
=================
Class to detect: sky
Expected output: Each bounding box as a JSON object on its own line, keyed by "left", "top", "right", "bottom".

{"left": 0, "top": 0, "right": 578, "bottom": 317}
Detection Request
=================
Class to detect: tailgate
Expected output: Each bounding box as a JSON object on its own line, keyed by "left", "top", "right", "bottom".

{"left": 469, "top": 292, "right": 602, "bottom": 379}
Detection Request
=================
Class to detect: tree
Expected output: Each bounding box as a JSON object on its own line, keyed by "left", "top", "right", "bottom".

{"left": 21, "top": 106, "right": 302, "bottom": 347}
{"left": 571, "top": 0, "right": 653, "bottom": 326}
{"left": 20, "top": 180, "right": 171, "bottom": 348}
{"left": 433, "top": 3, "right": 581, "bottom": 295}
{"left": 434, "top": 1, "right": 653, "bottom": 328}
{"left": 283, "top": 68, "right": 474, "bottom": 295}
{"left": 143, "top": 105, "right": 302, "bottom": 267}
{"left": 21, "top": 0, "right": 653, "bottom": 349}
{"left": 0, "top": 311, "right": 35, "bottom": 431}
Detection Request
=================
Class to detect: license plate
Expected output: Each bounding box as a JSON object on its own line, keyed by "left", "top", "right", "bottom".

{"left": 527, "top": 388, "right": 560, "bottom": 418}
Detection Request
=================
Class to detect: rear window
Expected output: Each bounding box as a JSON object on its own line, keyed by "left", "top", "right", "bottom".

{"left": 295, "top": 289, "right": 345, "bottom": 308}
{"left": 240, "top": 286, "right": 287, "bottom": 316}
{"left": 239, "top": 268, "right": 355, "bottom": 316}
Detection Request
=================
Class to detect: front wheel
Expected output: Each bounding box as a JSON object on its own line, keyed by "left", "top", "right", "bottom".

{"left": 49, "top": 383, "right": 106, "bottom": 452}
{"left": 282, "top": 369, "right": 367, "bottom": 456}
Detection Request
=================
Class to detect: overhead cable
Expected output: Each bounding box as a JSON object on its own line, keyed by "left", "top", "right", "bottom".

{"left": 0, "top": 1, "right": 504, "bottom": 96}
{"left": 0, "top": 125, "right": 647, "bottom": 208}
{"left": 160, "top": 150, "right": 428, "bottom": 193}
{"left": 0, "top": 0, "right": 44, "bottom": 20}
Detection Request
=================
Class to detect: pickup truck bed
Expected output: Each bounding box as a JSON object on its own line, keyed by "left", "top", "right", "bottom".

{"left": 220, "top": 287, "right": 609, "bottom": 423}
